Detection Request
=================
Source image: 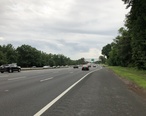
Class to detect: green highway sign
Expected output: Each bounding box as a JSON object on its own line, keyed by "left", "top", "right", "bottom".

{"left": 91, "top": 59, "right": 94, "bottom": 62}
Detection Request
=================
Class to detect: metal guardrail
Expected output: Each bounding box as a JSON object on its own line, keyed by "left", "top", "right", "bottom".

{"left": 21, "top": 67, "right": 43, "bottom": 71}
{"left": 21, "top": 66, "right": 70, "bottom": 71}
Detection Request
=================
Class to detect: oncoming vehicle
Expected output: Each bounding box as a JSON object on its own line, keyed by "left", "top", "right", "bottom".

{"left": 0, "top": 63, "right": 21, "bottom": 73}
{"left": 82, "top": 65, "right": 89, "bottom": 71}
{"left": 43, "top": 66, "right": 50, "bottom": 69}
{"left": 53, "top": 66, "right": 56, "bottom": 68}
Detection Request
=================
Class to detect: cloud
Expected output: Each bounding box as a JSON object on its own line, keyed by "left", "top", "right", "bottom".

{"left": 0, "top": 37, "right": 5, "bottom": 42}
{"left": 0, "top": 0, "right": 129, "bottom": 60}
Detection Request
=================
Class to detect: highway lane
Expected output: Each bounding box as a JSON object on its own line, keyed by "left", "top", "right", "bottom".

{"left": 0, "top": 66, "right": 99, "bottom": 116}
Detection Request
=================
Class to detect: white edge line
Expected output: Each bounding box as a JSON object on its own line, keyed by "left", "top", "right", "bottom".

{"left": 34, "top": 69, "right": 101, "bottom": 116}
{"left": 40, "top": 77, "right": 54, "bottom": 82}
{"left": 8, "top": 76, "right": 26, "bottom": 81}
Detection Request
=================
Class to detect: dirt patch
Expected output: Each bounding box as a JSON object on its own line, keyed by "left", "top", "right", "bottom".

{"left": 107, "top": 67, "right": 146, "bottom": 99}
{"left": 126, "top": 80, "right": 146, "bottom": 99}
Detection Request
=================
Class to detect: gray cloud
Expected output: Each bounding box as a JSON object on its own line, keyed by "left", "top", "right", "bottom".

{"left": 0, "top": 0, "right": 129, "bottom": 60}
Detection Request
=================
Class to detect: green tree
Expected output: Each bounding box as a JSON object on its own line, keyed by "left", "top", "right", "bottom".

{"left": 102, "top": 44, "right": 111, "bottom": 59}
{"left": 123, "top": 0, "right": 146, "bottom": 69}
{"left": 99, "top": 56, "right": 106, "bottom": 64}
{"left": 2, "top": 44, "right": 18, "bottom": 64}
{"left": 113, "top": 27, "right": 132, "bottom": 66}
{"left": 122, "top": 0, "right": 133, "bottom": 8}
{"left": 16, "top": 45, "right": 40, "bottom": 67}
{"left": 105, "top": 27, "right": 132, "bottom": 66}
{"left": 0, "top": 51, "right": 7, "bottom": 65}
{"left": 0, "top": 43, "right": 89, "bottom": 67}
{"left": 76, "top": 58, "right": 86, "bottom": 64}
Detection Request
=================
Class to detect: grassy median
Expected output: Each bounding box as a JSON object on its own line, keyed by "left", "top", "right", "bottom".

{"left": 107, "top": 66, "right": 146, "bottom": 89}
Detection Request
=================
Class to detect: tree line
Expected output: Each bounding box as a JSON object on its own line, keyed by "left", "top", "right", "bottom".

{"left": 0, "top": 44, "right": 86, "bottom": 67}
{"left": 100, "top": 0, "right": 146, "bottom": 69}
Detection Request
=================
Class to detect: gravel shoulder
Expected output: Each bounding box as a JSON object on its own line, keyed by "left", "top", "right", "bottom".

{"left": 107, "top": 67, "right": 146, "bottom": 99}
{"left": 43, "top": 68, "right": 146, "bottom": 116}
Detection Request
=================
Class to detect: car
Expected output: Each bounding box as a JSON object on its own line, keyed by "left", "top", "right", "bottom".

{"left": 0, "top": 63, "right": 21, "bottom": 73}
{"left": 73, "top": 65, "right": 79, "bottom": 68}
{"left": 57, "top": 66, "right": 60, "bottom": 68}
{"left": 53, "top": 66, "right": 56, "bottom": 68}
{"left": 43, "top": 66, "right": 50, "bottom": 69}
{"left": 32, "top": 66, "right": 36, "bottom": 68}
{"left": 93, "top": 65, "right": 96, "bottom": 67}
{"left": 65, "top": 65, "right": 69, "bottom": 68}
{"left": 82, "top": 65, "right": 89, "bottom": 71}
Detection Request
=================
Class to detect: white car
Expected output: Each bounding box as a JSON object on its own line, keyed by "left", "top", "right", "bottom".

{"left": 43, "top": 66, "right": 50, "bottom": 69}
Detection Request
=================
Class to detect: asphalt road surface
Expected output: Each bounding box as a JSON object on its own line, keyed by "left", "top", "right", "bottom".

{"left": 0, "top": 66, "right": 146, "bottom": 116}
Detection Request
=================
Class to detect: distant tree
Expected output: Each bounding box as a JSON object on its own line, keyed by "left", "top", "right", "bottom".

{"left": 1, "top": 44, "right": 18, "bottom": 64}
{"left": 77, "top": 58, "right": 86, "bottom": 64}
{"left": 16, "top": 45, "right": 40, "bottom": 67}
{"left": 99, "top": 56, "right": 106, "bottom": 64}
{"left": 111, "top": 27, "right": 132, "bottom": 66}
{"left": 107, "top": 42, "right": 120, "bottom": 66}
{"left": 0, "top": 51, "right": 7, "bottom": 65}
{"left": 0, "top": 43, "right": 89, "bottom": 67}
{"left": 102, "top": 44, "right": 111, "bottom": 59}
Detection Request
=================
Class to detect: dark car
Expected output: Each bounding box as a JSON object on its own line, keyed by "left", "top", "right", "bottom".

{"left": 82, "top": 65, "right": 89, "bottom": 71}
{"left": 73, "top": 65, "right": 79, "bottom": 68}
{"left": 0, "top": 63, "right": 21, "bottom": 73}
{"left": 93, "top": 65, "right": 96, "bottom": 67}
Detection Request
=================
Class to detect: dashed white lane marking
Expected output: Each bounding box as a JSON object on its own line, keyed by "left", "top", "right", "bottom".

{"left": 8, "top": 76, "right": 26, "bottom": 81}
{"left": 5, "top": 90, "right": 9, "bottom": 92}
{"left": 34, "top": 69, "right": 100, "bottom": 116}
{"left": 40, "top": 77, "right": 54, "bottom": 82}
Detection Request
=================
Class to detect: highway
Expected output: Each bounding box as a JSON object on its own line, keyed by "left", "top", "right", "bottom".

{"left": 0, "top": 66, "right": 146, "bottom": 116}
{"left": 0, "top": 66, "right": 97, "bottom": 116}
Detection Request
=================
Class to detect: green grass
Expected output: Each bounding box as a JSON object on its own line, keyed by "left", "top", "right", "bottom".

{"left": 108, "top": 66, "right": 146, "bottom": 89}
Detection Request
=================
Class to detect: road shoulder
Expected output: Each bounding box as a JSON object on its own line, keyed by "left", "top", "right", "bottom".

{"left": 43, "top": 68, "right": 146, "bottom": 116}
{"left": 106, "top": 67, "right": 146, "bottom": 99}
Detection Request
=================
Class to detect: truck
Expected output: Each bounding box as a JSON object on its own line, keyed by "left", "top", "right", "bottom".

{"left": 0, "top": 63, "right": 21, "bottom": 73}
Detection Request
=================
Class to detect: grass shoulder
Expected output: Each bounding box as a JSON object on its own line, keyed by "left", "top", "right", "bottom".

{"left": 107, "top": 66, "right": 146, "bottom": 89}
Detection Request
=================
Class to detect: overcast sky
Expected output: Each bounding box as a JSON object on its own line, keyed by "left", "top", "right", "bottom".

{"left": 0, "top": 0, "right": 129, "bottom": 60}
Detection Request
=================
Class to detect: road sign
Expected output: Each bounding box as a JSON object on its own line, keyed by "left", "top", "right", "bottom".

{"left": 91, "top": 59, "right": 94, "bottom": 62}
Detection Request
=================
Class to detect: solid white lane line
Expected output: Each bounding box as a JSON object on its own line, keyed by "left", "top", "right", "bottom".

{"left": 8, "top": 76, "right": 26, "bottom": 81}
{"left": 40, "top": 77, "right": 54, "bottom": 82}
{"left": 34, "top": 69, "right": 100, "bottom": 116}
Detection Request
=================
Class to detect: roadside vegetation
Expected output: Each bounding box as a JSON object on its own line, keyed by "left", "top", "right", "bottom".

{"left": 99, "top": 0, "right": 146, "bottom": 90}
{"left": 99, "top": 0, "right": 146, "bottom": 70}
{"left": 108, "top": 66, "right": 146, "bottom": 89}
{"left": 0, "top": 44, "right": 86, "bottom": 67}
